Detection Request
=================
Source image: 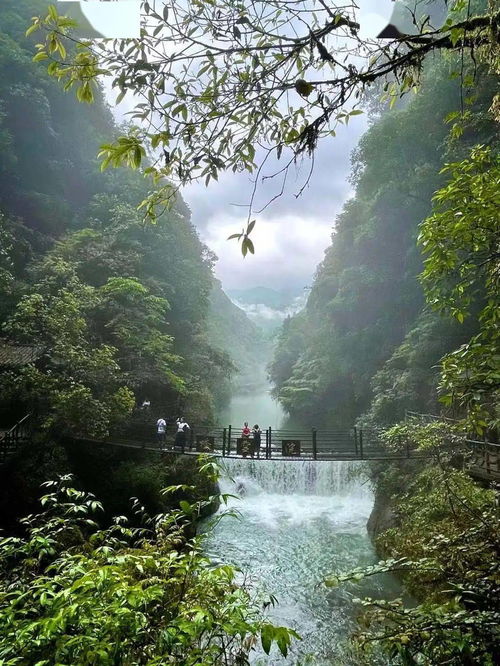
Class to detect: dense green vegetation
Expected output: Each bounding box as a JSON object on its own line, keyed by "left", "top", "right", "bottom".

{"left": 0, "top": 0, "right": 239, "bottom": 437}
{"left": 0, "top": 470, "right": 298, "bottom": 665}
{"left": 271, "top": 54, "right": 498, "bottom": 430}
{"left": 330, "top": 422, "right": 499, "bottom": 665}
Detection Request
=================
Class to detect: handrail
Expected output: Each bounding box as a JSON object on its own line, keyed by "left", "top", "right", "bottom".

{"left": 0, "top": 412, "right": 31, "bottom": 441}
{"left": 405, "top": 410, "right": 459, "bottom": 423}
{"left": 0, "top": 413, "right": 33, "bottom": 464}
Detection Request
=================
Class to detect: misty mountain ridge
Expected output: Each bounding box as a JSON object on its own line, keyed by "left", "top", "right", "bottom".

{"left": 227, "top": 285, "right": 305, "bottom": 308}
{"left": 227, "top": 286, "right": 308, "bottom": 333}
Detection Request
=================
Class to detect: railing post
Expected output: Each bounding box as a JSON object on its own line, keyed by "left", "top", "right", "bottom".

{"left": 406, "top": 437, "right": 410, "bottom": 458}
{"left": 359, "top": 429, "right": 364, "bottom": 460}
{"left": 227, "top": 425, "right": 231, "bottom": 456}
{"left": 189, "top": 426, "right": 194, "bottom": 451}
{"left": 265, "top": 428, "right": 269, "bottom": 459}
{"left": 353, "top": 427, "right": 358, "bottom": 457}
{"left": 268, "top": 427, "right": 272, "bottom": 459}
{"left": 312, "top": 428, "right": 317, "bottom": 460}
{"left": 222, "top": 428, "right": 227, "bottom": 457}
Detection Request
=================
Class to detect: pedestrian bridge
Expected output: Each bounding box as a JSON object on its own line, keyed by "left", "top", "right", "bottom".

{"left": 1, "top": 417, "right": 499, "bottom": 481}
{"left": 83, "top": 423, "right": 500, "bottom": 481}
{"left": 98, "top": 425, "right": 396, "bottom": 461}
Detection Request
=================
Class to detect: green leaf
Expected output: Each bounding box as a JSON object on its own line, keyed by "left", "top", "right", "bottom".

{"left": 115, "top": 89, "right": 126, "bottom": 105}
{"left": 261, "top": 624, "right": 274, "bottom": 654}
{"left": 26, "top": 23, "right": 39, "bottom": 37}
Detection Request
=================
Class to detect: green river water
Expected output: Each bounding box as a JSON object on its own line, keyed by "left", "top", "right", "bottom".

{"left": 207, "top": 388, "right": 398, "bottom": 664}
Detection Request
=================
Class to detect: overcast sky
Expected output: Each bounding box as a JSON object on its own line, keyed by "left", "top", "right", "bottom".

{"left": 182, "top": 1, "right": 393, "bottom": 292}
{"left": 183, "top": 120, "right": 366, "bottom": 291}
{"left": 99, "top": 0, "right": 401, "bottom": 292}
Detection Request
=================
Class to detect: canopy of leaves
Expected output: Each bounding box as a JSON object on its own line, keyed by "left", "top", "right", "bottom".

{"left": 28, "top": 1, "right": 499, "bottom": 231}
{"left": 270, "top": 48, "right": 498, "bottom": 430}
{"left": 330, "top": 428, "right": 499, "bottom": 666}
{"left": 0, "top": 0, "right": 237, "bottom": 436}
{"left": 419, "top": 146, "right": 500, "bottom": 431}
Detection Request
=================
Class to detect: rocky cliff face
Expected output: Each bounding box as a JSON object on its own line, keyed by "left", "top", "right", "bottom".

{"left": 367, "top": 484, "right": 398, "bottom": 554}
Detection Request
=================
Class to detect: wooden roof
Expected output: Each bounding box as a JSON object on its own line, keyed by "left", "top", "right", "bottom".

{"left": 0, "top": 340, "right": 43, "bottom": 367}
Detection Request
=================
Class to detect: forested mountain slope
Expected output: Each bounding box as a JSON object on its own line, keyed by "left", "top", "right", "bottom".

{"left": 207, "top": 280, "right": 270, "bottom": 393}
{"left": 270, "top": 55, "right": 497, "bottom": 428}
{"left": 0, "top": 0, "right": 234, "bottom": 433}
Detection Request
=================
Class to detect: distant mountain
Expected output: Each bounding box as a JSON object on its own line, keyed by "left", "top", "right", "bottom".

{"left": 227, "top": 286, "right": 303, "bottom": 309}
{"left": 226, "top": 286, "right": 308, "bottom": 334}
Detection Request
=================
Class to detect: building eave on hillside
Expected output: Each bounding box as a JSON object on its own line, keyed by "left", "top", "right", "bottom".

{"left": 0, "top": 339, "right": 44, "bottom": 368}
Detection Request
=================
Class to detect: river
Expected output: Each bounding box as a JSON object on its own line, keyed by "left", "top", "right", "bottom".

{"left": 208, "top": 387, "right": 397, "bottom": 664}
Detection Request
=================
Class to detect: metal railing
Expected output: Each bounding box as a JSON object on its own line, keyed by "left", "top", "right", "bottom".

{"left": 0, "top": 413, "right": 32, "bottom": 464}
{"left": 101, "top": 424, "right": 427, "bottom": 462}
{"left": 466, "top": 439, "right": 500, "bottom": 481}
{"left": 405, "top": 410, "right": 459, "bottom": 424}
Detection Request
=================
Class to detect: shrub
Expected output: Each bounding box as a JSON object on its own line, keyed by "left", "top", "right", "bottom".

{"left": 0, "top": 470, "right": 298, "bottom": 665}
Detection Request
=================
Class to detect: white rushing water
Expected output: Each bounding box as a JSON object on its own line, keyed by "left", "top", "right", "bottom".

{"left": 204, "top": 458, "right": 395, "bottom": 665}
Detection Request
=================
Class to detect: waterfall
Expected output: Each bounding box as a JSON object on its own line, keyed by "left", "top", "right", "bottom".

{"left": 219, "top": 458, "right": 370, "bottom": 497}
{"left": 209, "top": 384, "right": 396, "bottom": 663}
{"left": 205, "top": 457, "right": 382, "bottom": 664}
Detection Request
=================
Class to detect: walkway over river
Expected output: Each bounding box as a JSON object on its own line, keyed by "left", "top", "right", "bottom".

{"left": 1, "top": 416, "right": 499, "bottom": 481}
{"left": 86, "top": 423, "right": 500, "bottom": 481}
{"left": 107, "top": 424, "right": 425, "bottom": 461}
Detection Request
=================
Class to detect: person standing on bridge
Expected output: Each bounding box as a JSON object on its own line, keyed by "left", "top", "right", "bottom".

{"left": 156, "top": 417, "right": 167, "bottom": 449}
{"left": 175, "top": 417, "right": 190, "bottom": 449}
{"left": 252, "top": 425, "right": 262, "bottom": 453}
{"left": 240, "top": 422, "right": 252, "bottom": 457}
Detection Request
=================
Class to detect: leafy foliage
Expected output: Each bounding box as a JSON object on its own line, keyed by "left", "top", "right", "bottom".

{"left": 271, "top": 52, "right": 497, "bottom": 428}
{"left": 418, "top": 146, "right": 500, "bottom": 431}
{"left": 0, "top": 0, "right": 238, "bottom": 433}
{"left": 329, "top": 437, "right": 499, "bottom": 665}
{"left": 0, "top": 254, "right": 136, "bottom": 438}
{"left": 0, "top": 472, "right": 299, "bottom": 665}
{"left": 28, "top": 1, "right": 499, "bottom": 240}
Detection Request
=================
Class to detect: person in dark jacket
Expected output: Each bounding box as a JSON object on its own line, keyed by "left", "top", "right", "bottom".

{"left": 252, "top": 424, "right": 262, "bottom": 454}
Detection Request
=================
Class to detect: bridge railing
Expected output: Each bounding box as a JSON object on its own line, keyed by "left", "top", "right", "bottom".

{"left": 405, "top": 410, "right": 459, "bottom": 424}
{"left": 75, "top": 423, "right": 500, "bottom": 477}
{"left": 466, "top": 439, "right": 500, "bottom": 481}
{"left": 109, "top": 422, "right": 228, "bottom": 452}
{"left": 107, "top": 423, "right": 405, "bottom": 461}
{"left": 0, "top": 413, "right": 32, "bottom": 464}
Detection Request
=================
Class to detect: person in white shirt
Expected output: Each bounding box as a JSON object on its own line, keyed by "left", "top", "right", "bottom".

{"left": 175, "top": 417, "right": 190, "bottom": 449}
{"left": 156, "top": 417, "right": 166, "bottom": 448}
